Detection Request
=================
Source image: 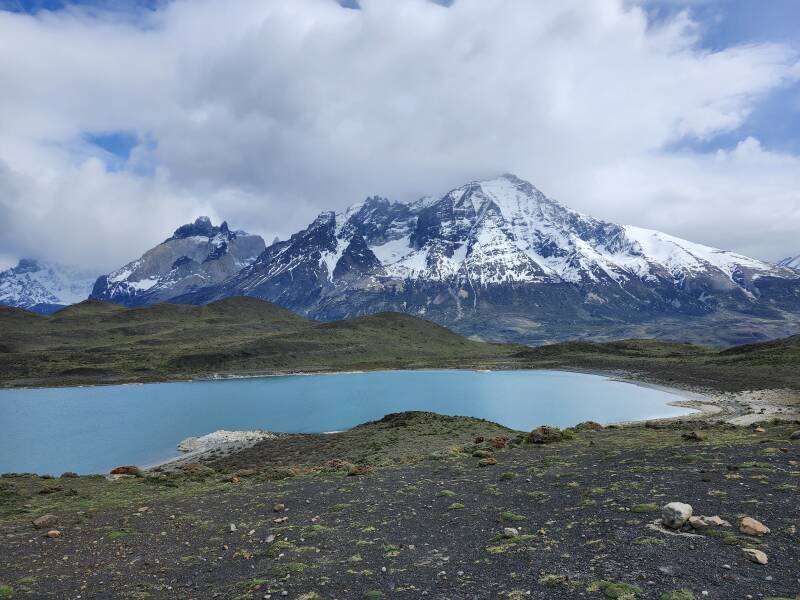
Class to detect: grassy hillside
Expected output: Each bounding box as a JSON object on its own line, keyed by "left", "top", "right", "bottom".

{"left": 0, "top": 298, "right": 519, "bottom": 387}
{"left": 2, "top": 297, "right": 799, "bottom": 390}
{"left": 514, "top": 336, "right": 800, "bottom": 391}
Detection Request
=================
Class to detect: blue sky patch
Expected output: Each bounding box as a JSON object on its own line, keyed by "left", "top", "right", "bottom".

{"left": 85, "top": 130, "right": 138, "bottom": 161}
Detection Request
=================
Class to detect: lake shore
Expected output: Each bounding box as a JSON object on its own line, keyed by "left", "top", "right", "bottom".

{"left": 144, "top": 371, "right": 800, "bottom": 473}
{"left": 3, "top": 413, "right": 799, "bottom": 599}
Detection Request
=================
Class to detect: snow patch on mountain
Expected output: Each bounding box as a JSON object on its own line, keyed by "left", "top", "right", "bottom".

{"left": 0, "top": 259, "right": 97, "bottom": 312}
{"left": 779, "top": 254, "right": 800, "bottom": 270}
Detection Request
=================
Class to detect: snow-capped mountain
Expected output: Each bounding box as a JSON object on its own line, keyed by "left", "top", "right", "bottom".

{"left": 779, "top": 254, "right": 800, "bottom": 271}
{"left": 0, "top": 259, "right": 97, "bottom": 314}
{"left": 104, "top": 176, "right": 800, "bottom": 345}
{"left": 90, "top": 217, "right": 265, "bottom": 306}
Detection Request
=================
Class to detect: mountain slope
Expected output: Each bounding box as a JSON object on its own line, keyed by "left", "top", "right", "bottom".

{"left": 779, "top": 254, "right": 800, "bottom": 270}
{"left": 170, "top": 174, "right": 800, "bottom": 345}
{"left": 0, "top": 298, "right": 515, "bottom": 387}
{"left": 91, "top": 217, "right": 265, "bottom": 306}
{"left": 0, "top": 259, "right": 97, "bottom": 314}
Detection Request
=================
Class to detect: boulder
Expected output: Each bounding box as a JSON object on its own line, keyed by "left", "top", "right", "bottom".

{"left": 789, "top": 430, "right": 800, "bottom": 440}
{"left": 478, "top": 457, "right": 497, "bottom": 467}
{"left": 46, "top": 530, "right": 62, "bottom": 538}
{"left": 682, "top": 430, "right": 707, "bottom": 442}
{"left": 662, "top": 502, "right": 693, "bottom": 529}
{"left": 60, "top": 472, "right": 78, "bottom": 478}
{"left": 742, "top": 548, "right": 768, "bottom": 565}
{"left": 472, "top": 450, "right": 493, "bottom": 458}
{"left": 753, "top": 426, "right": 766, "bottom": 433}
{"left": 502, "top": 527, "right": 519, "bottom": 538}
{"left": 32, "top": 514, "right": 59, "bottom": 529}
{"left": 739, "top": 517, "right": 770, "bottom": 536}
{"left": 273, "top": 503, "right": 286, "bottom": 513}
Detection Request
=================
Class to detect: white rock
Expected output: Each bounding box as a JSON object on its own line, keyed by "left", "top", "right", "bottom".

{"left": 503, "top": 527, "right": 519, "bottom": 537}
{"left": 662, "top": 502, "right": 693, "bottom": 529}
{"left": 177, "top": 430, "right": 277, "bottom": 453}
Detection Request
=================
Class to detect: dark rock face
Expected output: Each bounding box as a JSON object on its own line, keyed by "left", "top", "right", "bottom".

{"left": 90, "top": 217, "right": 265, "bottom": 306}
{"left": 170, "top": 216, "right": 230, "bottom": 241}
{"left": 115, "top": 177, "right": 800, "bottom": 345}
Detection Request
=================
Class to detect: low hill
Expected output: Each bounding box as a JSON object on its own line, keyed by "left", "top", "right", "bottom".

{"left": 2, "top": 298, "right": 799, "bottom": 390}
{"left": 513, "top": 336, "right": 800, "bottom": 391}
{"left": 0, "top": 298, "right": 518, "bottom": 387}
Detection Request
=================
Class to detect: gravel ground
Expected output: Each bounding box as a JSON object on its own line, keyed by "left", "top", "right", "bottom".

{"left": 1, "top": 416, "right": 799, "bottom": 599}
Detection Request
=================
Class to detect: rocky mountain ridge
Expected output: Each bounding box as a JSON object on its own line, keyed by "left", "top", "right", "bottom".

{"left": 166, "top": 175, "right": 800, "bottom": 345}
{"left": 0, "top": 259, "right": 97, "bottom": 314}
{"left": 90, "top": 217, "right": 265, "bottom": 306}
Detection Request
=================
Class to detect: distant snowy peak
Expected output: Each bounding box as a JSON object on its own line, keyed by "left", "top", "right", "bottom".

{"left": 91, "top": 217, "right": 266, "bottom": 306}
{"left": 280, "top": 173, "right": 785, "bottom": 292}
{"left": 0, "top": 259, "right": 96, "bottom": 313}
{"left": 779, "top": 254, "right": 800, "bottom": 270}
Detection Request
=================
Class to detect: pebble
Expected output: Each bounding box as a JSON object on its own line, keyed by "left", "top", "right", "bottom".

{"left": 503, "top": 527, "right": 519, "bottom": 538}
{"left": 740, "top": 517, "right": 770, "bottom": 536}
{"left": 229, "top": 523, "right": 237, "bottom": 532}
{"left": 32, "top": 514, "right": 60, "bottom": 529}
{"left": 266, "top": 535, "right": 275, "bottom": 543}
{"left": 46, "top": 530, "right": 62, "bottom": 538}
{"left": 743, "top": 548, "right": 768, "bottom": 565}
{"left": 273, "top": 503, "right": 286, "bottom": 512}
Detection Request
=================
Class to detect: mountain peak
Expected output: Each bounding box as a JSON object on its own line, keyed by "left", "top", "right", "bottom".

{"left": 14, "top": 258, "right": 41, "bottom": 273}
{"left": 170, "top": 216, "right": 231, "bottom": 241}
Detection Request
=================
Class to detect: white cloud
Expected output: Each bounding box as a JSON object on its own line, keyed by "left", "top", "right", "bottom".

{"left": 0, "top": 0, "right": 798, "bottom": 272}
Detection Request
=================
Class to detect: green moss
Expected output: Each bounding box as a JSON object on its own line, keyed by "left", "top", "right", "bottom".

{"left": 448, "top": 502, "right": 465, "bottom": 510}
{"left": 265, "top": 540, "right": 295, "bottom": 557}
{"left": 0, "top": 585, "right": 12, "bottom": 599}
{"left": 304, "top": 524, "right": 332, "bottom": 536}
{"left": 363, "top": 591, "right": 384, "bottom": 599}
{"left": 660, "top": 591, "right": 696, "bottom": 600}
{"left": 436, "top": 489, "right": 456, "bottom": 497}
{"left": 108, "top": 529, "right": 131, "bottom": 539}
{"left": 539, "top": 574, "right": 569, "bottom": 587}
{"left": 589, "top": 580, "right": 642, "bottom": 599}
{"left": 500, "top": 511, "right": 526, "bottom": 522}
{"left": 499, "top": 472, "right": 516, "bottom": 481}
{"left": 245, "top": 579, "right": 268, "bottom": 592}
{"left": 630, "top": 503, "right": 659, "bottom": 513}
{"left": 632, "top": 536, "right": 664, "bottom": 545}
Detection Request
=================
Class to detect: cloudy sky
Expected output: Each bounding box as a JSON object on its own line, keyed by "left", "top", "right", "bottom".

{"left": 0, "top": 0, "right": 798, "bottom": 272}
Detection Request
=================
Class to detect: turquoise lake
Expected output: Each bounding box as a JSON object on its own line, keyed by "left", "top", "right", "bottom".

{"left": 0, "top": 369, "right": 692, "bottom": 474}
